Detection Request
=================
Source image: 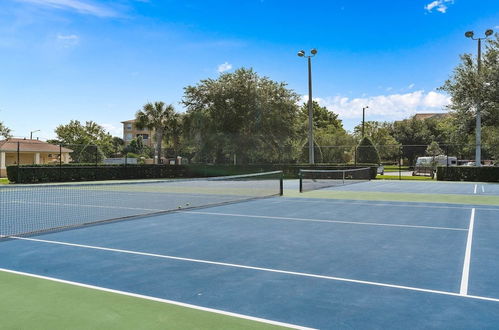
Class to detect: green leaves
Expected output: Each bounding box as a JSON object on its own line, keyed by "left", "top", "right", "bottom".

{"left": 54, "top": 120, "right": 114, "bottom": 163}
{"left": 440, "top": 35, "right": 499, "bottom": 131}
{"left": 182, "top": 68, "right": 301, "bottom": 164}
{"left": 0, "top": 121, "right": 11, "bottom": 139}
{"left": 135, "top": 102, "right": 179, "bottom": 163}
{"left": 357, "top": 137, "right": 381, "bottom": 164}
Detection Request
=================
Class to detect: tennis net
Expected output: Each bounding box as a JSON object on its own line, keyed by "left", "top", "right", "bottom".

{"left": 0, "top": 171, "right": 283, "bottom": 237}
{"left": 299, "top": 168, "right": 371, "bottom": 192}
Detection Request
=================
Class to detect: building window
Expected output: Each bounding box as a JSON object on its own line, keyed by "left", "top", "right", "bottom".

{"left": 126, "top": 133, "right": 133, "bottom": 140}
{"left": 136, "top": 134, "right": 149, "bottom": 140}
{"left": 126, "top": 123, "right": 132, "bottom": 130}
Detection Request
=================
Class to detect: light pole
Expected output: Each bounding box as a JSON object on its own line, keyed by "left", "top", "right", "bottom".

{"left": 465, "top": 29, "right": 493, "bottom": 167}
{"left": 362, "top": 106, "right": 369, "bottom": 138}
{"left": 30, "top": 129, "right": 40, "bottom": 140}
{"left": 298, "top": 48, "right": 318, "bottom": 164}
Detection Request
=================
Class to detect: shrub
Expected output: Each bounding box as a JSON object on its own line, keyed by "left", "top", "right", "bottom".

{"left": 357, "top": 137, "right": 381, "bottom": 164}
{"left": 7, "top": 164, "right": 378, "bottom": 183}
{"left": 437, "top": 166, "right": 499, "bottom": 182}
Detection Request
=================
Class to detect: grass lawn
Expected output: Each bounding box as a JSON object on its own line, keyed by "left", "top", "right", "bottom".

{"left": 0, "top": 178, "right": 9, "bottom": 184}
{"left": 383, "top": 165, "right": 410, "bottom": 171}
{"left": 376, "top": 175, "right": 434, "bottom": 181}
{"left": 0, "top": 270, "right": 289, "bottom": 330}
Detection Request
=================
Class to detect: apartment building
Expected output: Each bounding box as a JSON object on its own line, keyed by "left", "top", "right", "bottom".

{"left": 121, "top": 119, "right": 154, "bottom": 147}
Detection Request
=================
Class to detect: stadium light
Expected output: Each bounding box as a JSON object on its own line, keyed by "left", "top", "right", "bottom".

{"left": 465, "top": 29, "right": 494, "bottom": 167}
{"left": 30, "top": 129, "right": 40, "bottom": 140}
{"left": 465, "top": 31, "right": 474, "bottom": 38}
{"left": 297, "top": 49, "right": 318, "bottom": 164}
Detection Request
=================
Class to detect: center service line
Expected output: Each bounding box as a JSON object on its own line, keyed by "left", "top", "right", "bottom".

{"left": 460, "top": 208, "right": 475, "bottom": 295}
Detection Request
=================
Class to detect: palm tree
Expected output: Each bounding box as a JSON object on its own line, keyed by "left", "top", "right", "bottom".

{"left": 135, "top": 102, "right": 177, "bottom": 164}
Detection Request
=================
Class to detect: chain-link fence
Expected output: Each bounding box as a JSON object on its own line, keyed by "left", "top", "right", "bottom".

{"left": 1, "top": 138, "right": 496, "bottom": 181}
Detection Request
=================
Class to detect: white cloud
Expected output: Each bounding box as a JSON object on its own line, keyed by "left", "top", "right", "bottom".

{"left": 101, "top": 123, "right": 122, "bottom": 137}
{"left": 217, "top": 62, "right": 232, "bottom": 73}
{"left": 424, "top": 0, "right": 454, "bottom": 14}
{"left": 408, "top": 83, "right": 415, "bottom": 90}
{"left": 15, "top": 0, "right": 117, "bottom": 17}
{"left": 56, "top": 34, "right": 79, "bottom": 47}
{"left": 302, "top": 90, "right": 451, "bottom": 120}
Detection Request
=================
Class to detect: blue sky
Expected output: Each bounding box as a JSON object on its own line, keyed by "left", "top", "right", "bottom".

{"left": 0, "top": 0, "right": 498, "bottom": 139}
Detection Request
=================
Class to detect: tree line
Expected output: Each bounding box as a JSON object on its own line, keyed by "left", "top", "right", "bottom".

{"left": 2, "top": 35, "right": 498, "bottom": 165}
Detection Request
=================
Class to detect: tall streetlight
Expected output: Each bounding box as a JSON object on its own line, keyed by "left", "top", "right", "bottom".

{"left": 465, "top": 28, "right": 493, "bottom": 167}
{"left": 30, "top": 129, "right": 40, "bottom": 140}
{"left": 362, "top": 106, "right": 369, "bottom": 138}
{"left": 298, "top": 48, "right": 318, "bottom": 164}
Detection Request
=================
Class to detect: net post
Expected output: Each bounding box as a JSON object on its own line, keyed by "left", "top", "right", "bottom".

{"left": 279, "top": 171, "right": 284, "bottom": 196}
{"left": 299, "top": 170, "right": 303, "bottom": 193}
{"left": 342, "top": 169, "right": 345, "bottom": 185}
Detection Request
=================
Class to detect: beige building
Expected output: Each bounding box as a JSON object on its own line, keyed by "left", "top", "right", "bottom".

{"left": 121, "top": 119, "right": 154, "bottom": 147}
{"left": 413, "top": 113, "right": 450, "bottom": 120}
{"left": 0, "top": 138, "right": 73, "bottom": 177}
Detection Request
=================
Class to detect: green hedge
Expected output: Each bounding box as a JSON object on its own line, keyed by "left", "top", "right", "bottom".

{"left": 7, "top": 164, "right": 188, "bottom": 184}
{"left": 7, "top": 164, "right": 378, "bottom": 184}
{"left": 437, "top": 166, "right": 499, "bottom": 182}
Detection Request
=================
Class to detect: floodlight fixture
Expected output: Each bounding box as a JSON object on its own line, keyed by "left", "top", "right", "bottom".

{"left": 485, "top": 29, "right": 494, "bottom": 37}
{"left": 465, "top": 31, "right": 474, "bottom": 38}
{"left": 311, "top": 48, "right": 318, "bottom": 55}
{"left": 297, "top": 50, "right": 305, "bottom": 57}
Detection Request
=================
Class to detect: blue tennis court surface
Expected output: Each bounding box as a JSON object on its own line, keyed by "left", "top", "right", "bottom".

{"left": 2, "top": 180, "right": 499, "bottom": 328}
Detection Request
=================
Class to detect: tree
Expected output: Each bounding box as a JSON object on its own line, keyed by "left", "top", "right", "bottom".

{"left": 353, "top": 121, "right": 400, "bottom": 162}
{"left": 298, "top": 101, "right": 351, "bottom": 163}
{"left": 426, "top": 141, "right": 443, "bottom": 157}
{"left": 357, "top": 137, "right": 380, "bottom": 164}
{"left": 426, "top": 141, "right": 444, "bottom": 168}
{"left": 0, "top": 121, "right": 11, "bottom": 139}
{"left": 111, "top": 137, "right": 125, "bottom": 157}
{"left": 54, "top": 120, "right": 114, "bottom": 163}
{"left": 124, "top": 136, "right": 144, "bottom": 155}
{"left": 440, "top": 34, "right": 499, "bottom": 135}
{"left": 299, "top": 101, "right": 343, "bottom": 130}
{"left": 135, "top": 102, "right": 178, "bottom": 164}
{"left": 182, "top": 68, "right": 300, "bottom": 164}
{"left": 482, "top": 126, "right": 499, "bottom": 162}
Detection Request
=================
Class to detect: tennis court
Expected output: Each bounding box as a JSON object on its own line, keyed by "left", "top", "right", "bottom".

{"left": 2, "top": 172, "right": 499, "bottom": 329}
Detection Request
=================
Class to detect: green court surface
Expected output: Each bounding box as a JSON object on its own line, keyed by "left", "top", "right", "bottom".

{"left": 0, "top": 270, "right": 288, "bottom": 330}
{"left": 286, "top": 189, "right": 499, "bottom": 206}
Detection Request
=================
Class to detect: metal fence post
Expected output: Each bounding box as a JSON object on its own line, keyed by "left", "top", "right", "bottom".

{"left": 17, "top": 141, "right": 20, "bottom": 183}
{"left": 59, "top": 144, "right": 62, "bottom": 181}
{"left": 399, "top": 146, "right": 402, "bottom": 180}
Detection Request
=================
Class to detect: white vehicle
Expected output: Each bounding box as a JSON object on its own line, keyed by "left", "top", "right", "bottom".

{"left": 413, "top": 155, "right": 457, "bottom": 176}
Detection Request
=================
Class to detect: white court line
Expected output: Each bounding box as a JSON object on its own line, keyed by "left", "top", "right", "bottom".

{"left": 460, "top": 208, "right": 475, "bottom": 295}
{"left": 474, "top": 184, "right": 478, "bottom": 194}
{"left": 273, "top": 198, "right": 499, "bottom": 212}
{"left": 9, "top": 236, "right": 499, "bottom": 303}
{"left": 0, "top": 268, "right": 314, "bottom": 330}
{"left": 183, "top": 211, "right": 466, "bottom": 232}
